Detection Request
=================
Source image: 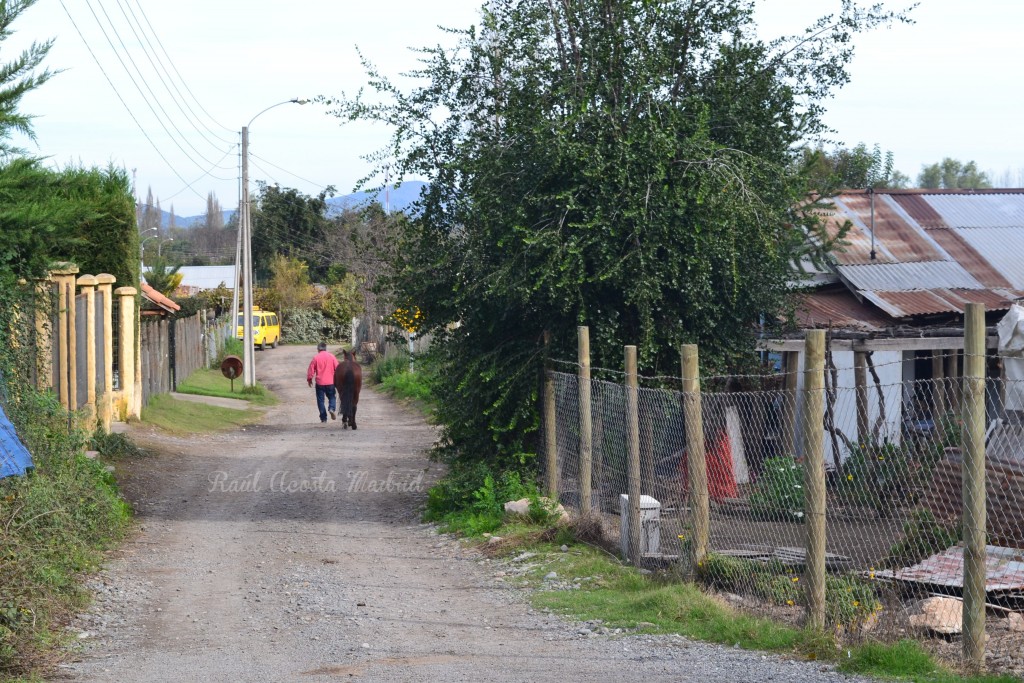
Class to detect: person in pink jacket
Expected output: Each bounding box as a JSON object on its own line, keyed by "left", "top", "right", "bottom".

{"left": 306, "top": 342, "right": 340, "bottom": 423}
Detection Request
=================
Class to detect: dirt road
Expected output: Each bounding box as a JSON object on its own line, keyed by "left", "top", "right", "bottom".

{"left": 61, "top": 345, "right": 869, "bottom": 682}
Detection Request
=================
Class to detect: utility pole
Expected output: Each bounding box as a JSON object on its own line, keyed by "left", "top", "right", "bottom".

{"left": 241, "top": 125, "right": 255, "bottom": 387}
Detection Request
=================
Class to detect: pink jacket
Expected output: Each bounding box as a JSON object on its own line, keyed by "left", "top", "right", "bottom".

{"left": 307, "top": 350, "right": 339, "bottom": 385}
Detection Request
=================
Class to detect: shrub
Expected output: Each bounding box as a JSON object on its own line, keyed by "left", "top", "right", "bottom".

{"left": 282, "top": 308, "right": 349, "bottom": 344}
{"left": 841, "top": 440, "right": 925, "bottom": 512}
{"left": 883, "top": 508, "right": 961, "bottom": 569}
{"left": 424, "top": 464, "right": 540, "bottom": 535}
{"left": 749, "top": 456, "right": 804, "bottom": 520}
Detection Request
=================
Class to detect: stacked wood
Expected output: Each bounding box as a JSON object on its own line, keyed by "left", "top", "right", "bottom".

{"left": 923, "top": 455, "right": 1024, "bottom": 549}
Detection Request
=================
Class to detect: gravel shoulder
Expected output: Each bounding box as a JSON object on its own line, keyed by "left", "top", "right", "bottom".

{"left": 56, "top": 344, "right": 873, "bottom": 682}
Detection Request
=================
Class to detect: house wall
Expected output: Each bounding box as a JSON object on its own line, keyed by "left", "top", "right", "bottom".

{"left": 793, "top": 349, "right": 904, "bottom": 467}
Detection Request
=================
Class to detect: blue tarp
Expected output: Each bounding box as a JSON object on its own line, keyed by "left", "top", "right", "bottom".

{"left": 0, "top": 402, "right": 33, "bottom": 479}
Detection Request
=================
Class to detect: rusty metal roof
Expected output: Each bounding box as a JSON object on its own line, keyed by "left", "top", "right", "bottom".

{"left": 821, "top": 190, "right": 1024, "bottom": 318}
{"left": 874, "top": 544, "right": 1024, "bottom": 595}
{"left": 794, "top": 286, "right": 892, "bottom": 332}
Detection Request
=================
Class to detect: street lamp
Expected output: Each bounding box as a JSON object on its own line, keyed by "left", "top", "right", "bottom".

{"left": 139, "top": 227, "right": 157, "bottom": 262}
{"left": 239, "top": 98, "right": 309, "bottom": 387}
{"left": 157, "top": 237, "right": 173, "bottom": 257}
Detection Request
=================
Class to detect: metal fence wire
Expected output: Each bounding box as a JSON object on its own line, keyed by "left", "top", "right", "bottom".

{"left": 547, "top": 345, "right": 1024, "bottom": 675}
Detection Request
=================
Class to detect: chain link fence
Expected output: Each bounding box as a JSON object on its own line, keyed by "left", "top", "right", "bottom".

{"left": 546, "top": 323, "right": 1024, "bottom": 675}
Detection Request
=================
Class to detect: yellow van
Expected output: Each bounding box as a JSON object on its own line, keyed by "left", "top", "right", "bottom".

{"left": 236, "top": 307, "right": 281, "bottom": 350}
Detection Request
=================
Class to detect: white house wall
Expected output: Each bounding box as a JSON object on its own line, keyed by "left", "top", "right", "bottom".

{"left": 793, "top": 349, "right": 904, "bottom": 467}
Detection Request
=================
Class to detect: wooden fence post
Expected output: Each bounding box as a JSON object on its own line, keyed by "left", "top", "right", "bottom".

{"left": 681, "top": 344, "right": 708, "bottom": 569}
{"left": 625, "top": 345, "right": 642, "bottom": 564}
{"left": 962, "top": 303, "right": 987, "bottom": 673}
{"left": 854, "top": 351, "right": 869, "bottom": 444}
{"left": 932, "top": 350, "right": 947, "bottom": 421}
{"left": 543, "top": 331, "right": 559, "bottom": 500}
{"left": 578, "top": 326, "right": 593, "bottom": 514}
{"left": 802, "top": 330, "right": 826, "bottom": 631}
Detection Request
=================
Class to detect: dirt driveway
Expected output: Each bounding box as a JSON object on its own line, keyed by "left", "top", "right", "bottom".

{"left": 59, "top": 344, "right": 870, "bottom": 682}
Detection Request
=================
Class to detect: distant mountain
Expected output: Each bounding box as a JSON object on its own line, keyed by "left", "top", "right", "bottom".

{"left": 165, "top": 182, "right": 426, "bottom": 229}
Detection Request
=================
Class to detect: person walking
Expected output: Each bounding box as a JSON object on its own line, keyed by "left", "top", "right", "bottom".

{"left": 306, "top": 342, "right": 340, "bottom": 423}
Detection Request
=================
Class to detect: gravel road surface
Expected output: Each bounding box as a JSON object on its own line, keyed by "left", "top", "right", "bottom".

{"left": 59, "top": 344, "right": 872, "bottom": 683}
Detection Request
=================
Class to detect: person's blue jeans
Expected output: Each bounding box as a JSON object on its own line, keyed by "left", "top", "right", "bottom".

{"left": 315, "top": 383, "right": 336, "bottom": 422}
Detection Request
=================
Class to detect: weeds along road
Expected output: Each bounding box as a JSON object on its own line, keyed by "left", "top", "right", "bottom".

{"left": 63, "top": 344, "right": 871, "bottom": 683}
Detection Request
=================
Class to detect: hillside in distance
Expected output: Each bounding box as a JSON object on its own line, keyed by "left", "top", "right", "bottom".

{"left": 164, "top": 182, "right": 427, "bottom": 228}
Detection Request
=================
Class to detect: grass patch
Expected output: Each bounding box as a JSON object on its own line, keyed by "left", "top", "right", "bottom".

{"left": 476, "top": 523, "right": 1014, "bottom": 683}
{"left": 140, "top": 394, "right": 263, "bottom": 434}
{"left": 840, "top": 640, "right": 1018, "bottom": 682}
{"left": 175, "top": 368, "right": 277, "bottom": 406}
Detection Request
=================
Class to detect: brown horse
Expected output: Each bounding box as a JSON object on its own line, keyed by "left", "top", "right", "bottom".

{"left": 333, "top": 349, "right": 362, "bottom": 430}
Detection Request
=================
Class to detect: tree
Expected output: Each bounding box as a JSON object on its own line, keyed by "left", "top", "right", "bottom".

{"left": 322, "top": 273, "right": 364, "bottom": 325}
{"left": 268, "top": 253, "right": 309, "bottom": 324}
{"left": 250, "top": 183, "right": 335, "bottom": 282}
{"left": 0, "top": 0, "right": 61, "bottom": 283}
{"left": 917, "top": 158, "right": 991, "bottom": 189}
{"left": 142, "top": 186, "right": 161, "bottom": 235}
{"left": 326, "top": 0, "right": 910, "bottom": 470}
{"left": 802, "top": 143, "right": 909, "bottom": 193}
{"left": 143, "top": 256, "right": 182, "bottom": 295}
{"left": 206, "top": 192, "right": 223, "bottom": 230}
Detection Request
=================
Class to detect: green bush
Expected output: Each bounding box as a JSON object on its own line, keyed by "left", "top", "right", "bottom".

{"left": 749, "top": 456, "right": 804, "bottom": 520}
{"left": 424, "top": 464, "right": 540, "bottom": 535}
{"left": 841, "top": 440, "right": 923, "bottom": 511}
{"left": 371, "top": 351, "right": 412, "bottom": 385}
{"left": 884, "top": 508, "right": 961, "bottom": 569}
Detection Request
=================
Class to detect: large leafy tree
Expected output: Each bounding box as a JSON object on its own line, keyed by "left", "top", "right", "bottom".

{"left": 325, "top": 0, "right": 910, "bottom": 470}
{"left": 917, "top": 157, "right": 991, "bottom": 190}
{"left": 802, "top": 143, "right": 910, "bottom": 193}
{"left": 250, "top": 183, "right": 334, "bottom": 282}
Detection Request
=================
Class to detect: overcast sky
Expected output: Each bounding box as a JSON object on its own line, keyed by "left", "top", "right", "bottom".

{"left": 10, "top": 0, "right": 1024, "bottom": 217}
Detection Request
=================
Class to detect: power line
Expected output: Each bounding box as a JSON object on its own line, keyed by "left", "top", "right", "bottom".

{"left": 57, "top": 0, "right": 206, "bottom": 202}
{"left": 82, "top": 0, "right": 234, "bottom": 174}
{"left": 111, "top": 0, "right": 235, "bottom": 148}
{"left": 249, "top": 152, "right": 334, "bottom": 193}
{"left": 162, "top": 144, "right": 239, "bottom": 203}
{"left": 129, "top": 0, "right": 235, "bottom": 134}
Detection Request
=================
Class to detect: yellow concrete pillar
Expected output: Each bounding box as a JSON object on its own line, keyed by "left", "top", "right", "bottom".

{"left": 51, "top": 264, "right": 79, "bottom": 410}
{"left": 95, "top": 274, "right": 116, "bottom": 433}
{"left": 34, "top": 276, "right": 54, "bottom": 391}
{"left": 115, "top": 286, "right": 138, "bottom": 420}
{"left": 77, "top": 275, "right": 98, "bottom": 427}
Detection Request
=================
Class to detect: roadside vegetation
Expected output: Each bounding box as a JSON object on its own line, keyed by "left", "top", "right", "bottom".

{"left": 0, "top": 294, "right": 134, "bottom": 678}
{"left": 464, "top": 522, "right": 1016, "bottom": 683}
{"left": 368, "top": 350, "right": 435, "bottom": 415}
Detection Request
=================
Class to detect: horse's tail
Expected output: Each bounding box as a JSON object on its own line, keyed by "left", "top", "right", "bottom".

{"left": 340, "top": 365, "right": 355, "bottom": 415}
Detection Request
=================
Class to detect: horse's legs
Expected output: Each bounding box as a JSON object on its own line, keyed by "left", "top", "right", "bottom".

{"left": 350, "top": 406, "right": 357, "bottom": 430}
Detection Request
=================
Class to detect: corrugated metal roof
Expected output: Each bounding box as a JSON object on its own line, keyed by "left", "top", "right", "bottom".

{"left": 837, "top": 261, "right": 981, "bottom": 292}
{"left": 950, "top": 227, "right": 1024, "bottom": 289}
{"left": 175, "top": 265, "right": 237, "bottom": 291}
{"left": 794, "top": 287, "right": 891, "bottom": 332}
{"left": 925, "top": 193, "right": 1024, "bottom": 228}
{"left": 861, "top": 288, "right": 1024, "bottom": 318}
{"left": 874, "top": 544, "right": 1024, "bottom": 594}
{"left": 822, "top": 190, "right": 1024, "bottom": 318}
